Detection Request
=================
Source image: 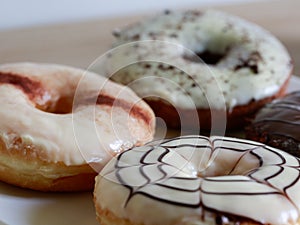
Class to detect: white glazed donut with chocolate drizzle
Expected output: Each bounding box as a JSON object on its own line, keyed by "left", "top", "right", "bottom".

{"left": 0, "top": 62, "right": 155, "bottom": 191}
{"left": 94, "top": 135, "right": 300, "bottom": 225}
{"left": 107, "top": 10, "right": 292, "bottom": 129}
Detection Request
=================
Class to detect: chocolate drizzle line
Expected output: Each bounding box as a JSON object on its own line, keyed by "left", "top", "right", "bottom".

{"left": 227, "top": 146, "right": 261, "bottom": 175}
{"left": 112, "top": 135, "right": 300, "bottom": 223}
{"left": 95, "top": 94, "right": 152, "bottom": 125}
{"left": 0, "top": 72, "right": 153, "bottom": 123}
{"left": 0, "top": 72, "right": 47, "bottom": 102}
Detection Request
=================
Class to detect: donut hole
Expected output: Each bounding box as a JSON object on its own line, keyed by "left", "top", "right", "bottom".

{"left": 50, "top": 96, "right": 74, "bottom": 114}
{"left": 197, "top": 147, "right": 261, "bottom": 178}
{"left": 183, "top": 50, "right": 226, "bottom": 65}
{"left": 36, "top": 95, "right": 74, "bottom": 114}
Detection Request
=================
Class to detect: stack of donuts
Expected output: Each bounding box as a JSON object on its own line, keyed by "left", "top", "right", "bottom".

{"left": 1, "top": 9, "right": 299, "bottom": 225}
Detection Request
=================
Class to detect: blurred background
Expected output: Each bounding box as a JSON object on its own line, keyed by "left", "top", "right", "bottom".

{"left": 0, "top": 0, "right": 299, "bottom": 74}
{"left": 0, "top": 0, "right": 260, "bottom": 30}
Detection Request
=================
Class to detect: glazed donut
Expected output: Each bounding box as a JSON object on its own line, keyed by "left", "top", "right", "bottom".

{"left": 0, "top": 62, "right": 155, "bottom": 191}
{"left": 246, "top": 91, "right": 300, "bottom": 157}
{"left": 106, "top": 10, "right": 292, "bottom": 130}
{"left": 94, "top": 135, "right": 300, "bottom": 225}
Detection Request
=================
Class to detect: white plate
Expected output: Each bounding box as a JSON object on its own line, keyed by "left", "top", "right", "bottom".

{"left": 1, "top": 76, "right": 300, "bottom": 225}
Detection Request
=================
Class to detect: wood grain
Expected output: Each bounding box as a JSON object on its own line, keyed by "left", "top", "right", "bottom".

{"left": 0, "top": 0, "right": 299, "bottom": 74}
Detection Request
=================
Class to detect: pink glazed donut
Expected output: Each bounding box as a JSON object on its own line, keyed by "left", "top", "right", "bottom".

{"left": 0, "top": 62, "right": 155, "bottom": 191}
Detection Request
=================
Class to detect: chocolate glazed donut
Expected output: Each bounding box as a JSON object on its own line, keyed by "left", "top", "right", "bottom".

{"left": 246, "top": 91, "right": 300, "bottom": 157}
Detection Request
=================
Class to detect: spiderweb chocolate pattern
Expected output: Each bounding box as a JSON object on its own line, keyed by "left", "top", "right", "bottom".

{"left": 100, "top": 135, "right": 300, "bottom": 224}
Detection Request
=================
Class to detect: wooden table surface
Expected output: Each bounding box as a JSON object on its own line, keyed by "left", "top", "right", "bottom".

{"left": 1, "top": 0, "right": 299, "bottom": 75}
